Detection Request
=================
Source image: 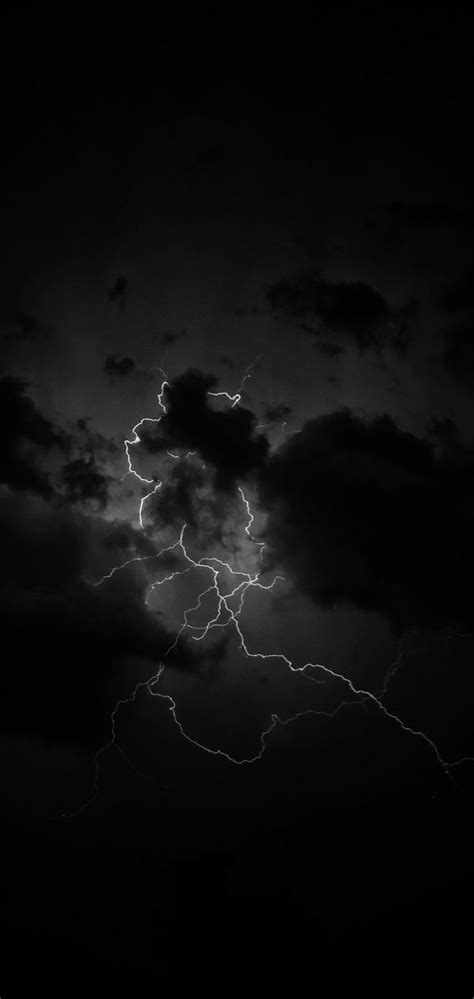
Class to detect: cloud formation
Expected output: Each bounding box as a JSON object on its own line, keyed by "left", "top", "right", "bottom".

{"left": 137, "top": 368, "right": 269, "bottom": 491}
{"left": 258, "top": 408, "right": 474, "bottom": 632}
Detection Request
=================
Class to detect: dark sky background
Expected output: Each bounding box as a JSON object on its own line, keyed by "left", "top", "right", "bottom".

{"left": 2, "top": 6, "right": 474, "bottom": 995}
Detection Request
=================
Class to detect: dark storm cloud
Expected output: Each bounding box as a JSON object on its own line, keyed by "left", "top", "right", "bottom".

{"left": 0, "top": 375, "right": 67, "bottom": 497}
{"left": 266, "top": 272, "right": 414, "bottom": 352}
{"left": 0, "top": 377, "right": 119, "bottom": 510}
{"left": 258, "top": 409, "right": 474, "bottom": 633}
{"left": 138, "top": 368, "right": 269, "bottom": 491}
{"left": 61, "top": 455, "right": 110, "bottom": 509}
{"left": 0, "top": 489, "right": 174, "bottom": 750}
{"left": 0, "top": 478, "right": 245, "bottom": 753}
{"left": 144, "top": 461, "right": 237, "bottom": 558}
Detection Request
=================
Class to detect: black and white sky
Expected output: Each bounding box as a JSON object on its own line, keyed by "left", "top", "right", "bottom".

{"left": 2, "top": 6, "right": 474, "bottom": 996}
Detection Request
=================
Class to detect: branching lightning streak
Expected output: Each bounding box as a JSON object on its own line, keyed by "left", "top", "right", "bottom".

{"left": 64, "top": 358, "right": 474, "bottom": 816}
{"left": 208, "top": 354, "right": 264, "bottom": 407}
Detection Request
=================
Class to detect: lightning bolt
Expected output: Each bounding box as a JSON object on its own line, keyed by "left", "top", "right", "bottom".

{"left": 207, "top": 354, "right": 264, "bottom": 408}
{"left": 62, "top": 358, "right": 474, "bottom": 816}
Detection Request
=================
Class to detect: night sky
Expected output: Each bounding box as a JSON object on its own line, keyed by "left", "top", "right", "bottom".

{"left": 2, "top": 7, "right": 474, "bottom": 995}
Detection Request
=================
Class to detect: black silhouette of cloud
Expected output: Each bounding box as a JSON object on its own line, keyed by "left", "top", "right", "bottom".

{"left": 0, "top": 376, "right": 116, "bottom": 508}
{"left": 0, "top": 490, "right": 174, "bottom": 750}
{"left": 258, "top": 409, "right": 474, "bottom": 633}
{"left": 0, "top": 376, "right": 67, "bottom": 497}
{"left": 137, "top": 368, "right": 269, "bottom": 490}
{"left": 266, "top": 272, "right": 414, "bottom": 352}
{"left": 0, "top": 480, "right": 248, "bottom": 753}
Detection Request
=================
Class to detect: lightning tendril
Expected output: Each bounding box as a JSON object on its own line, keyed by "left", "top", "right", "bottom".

{"left": 63, "top": 358, "right": 474, "bottom": 816}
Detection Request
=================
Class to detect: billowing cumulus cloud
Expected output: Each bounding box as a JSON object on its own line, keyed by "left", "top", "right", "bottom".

{"left": 0, "top": 376, "right": 120, "bottom": 513}
{"left": 136, "top": 368, "right": 269, "bottom": 491}
{"left": 258, "top": 408, "right": 474, "bottom": 633}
